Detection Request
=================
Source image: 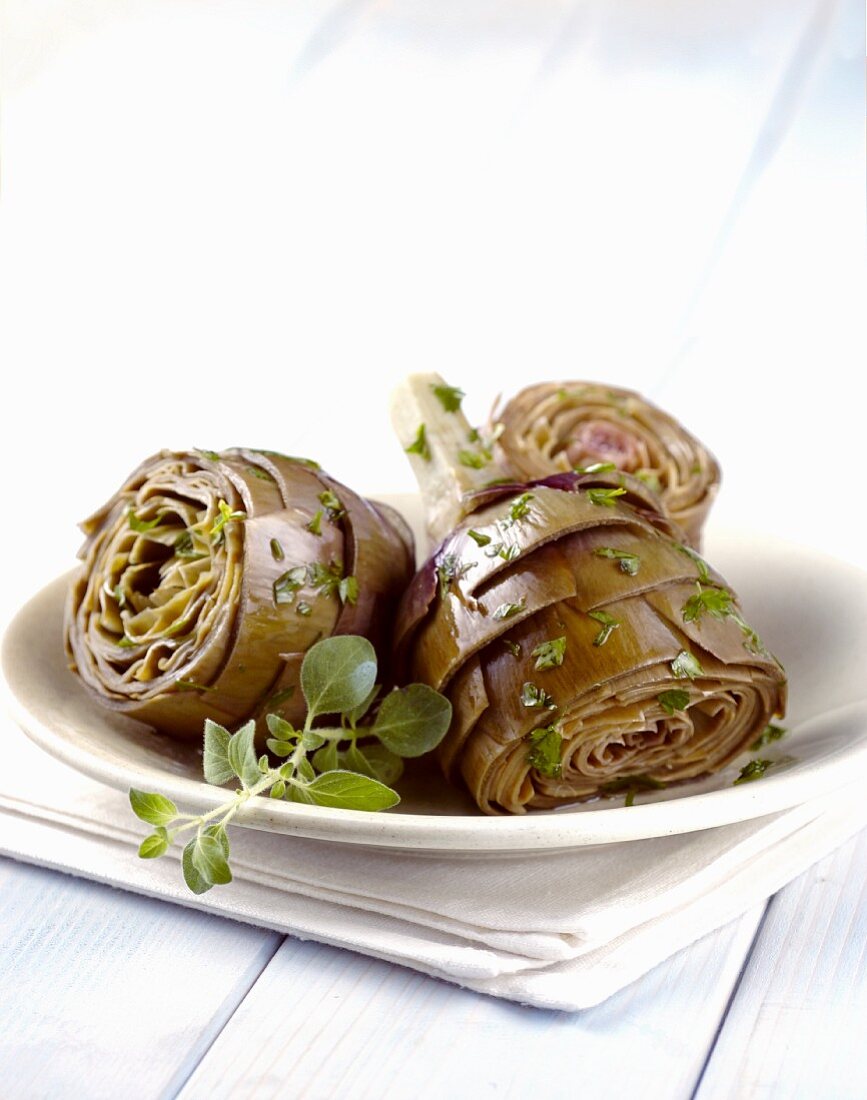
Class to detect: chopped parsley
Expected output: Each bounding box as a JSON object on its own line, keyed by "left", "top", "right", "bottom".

{"left": 210, "top": 499, "right": 247, "bottom": 544}
{"left": 338, "top": 576, "right": 359, "bottom": 605}
{"left": 658, "top": 689, "right": 690, "bottom": 715}
{"left": 503, "top": 639, "right": 522, "bottom": 657}
{"left": 247, "top": 465, "right": 275, "bottom": 483}
{"left": 682, "top": 583, "right": 733, "bottom": 624}
{"left": 318, "top": 489, "right": 345, "bottom": 521}
{"left": 405, "top": 424, "right": 431, "bottom": 461}
{"left": 306, "top": 510, "right": 324, "bottom": 536}
{"left": 506, "top": 492, "right": 534, "bottom": 524}
{"left": 273, "top": 566, "right": 307, "bottom": 606}
{"left": 270, "top": 538, "right": 285, "bottom": 562}
{"left": 127, "top": 508, "right": 162, "bottom": 534}
{"left": 531, "top": 636, "right": 567, "bottom": 670}
{"left": 493, "top": 598, "right": 526, "bottom": 621}
{"left": 586, "top": 487, "right": 627, "bottom": 507}
{"left": 467, "top": 529, "right": 492, "bottom": 547}
{"left": 575, "top": 462, "right": 617, "bottom": 475}
{"left": 677, "top": 544, "right": 711, "bottom": 584}
{"left": 588, "top": 609, "right": 620, "bottom": 646}
{"left": 526, "top": 726, "right": 563, "bottom": 778}
{"left": 750, "top": 724, "right": 786, "bottom": 751}
{"left": 600, "top": 774, "right": 667, "bottom": 806}
{"left": 296, "top": 601, "right": 313, "bottom": 617}
{"left": 431, "top": 383, "right": 465, "bottom": 412}
{"left": 593, "top": 547, "right": 640, "bottom": 575}
{"left": 520, "top": 682, "right": 557, "bottom": 710}
{"left": 734, "top": 759, "right": 773, "bottom": 785}
{"left": 671, "top": 650, "right": 703, "bottom": 680}
{"left": 436, "top": 554, "right": 475, "bottom": 598}
{"left": 458, "top": 449, "right": 489, "bottom": 469}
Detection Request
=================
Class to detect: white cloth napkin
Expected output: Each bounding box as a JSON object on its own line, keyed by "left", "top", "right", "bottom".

{"left": 1, "top": 721, "right": 864, "bottom": 1011}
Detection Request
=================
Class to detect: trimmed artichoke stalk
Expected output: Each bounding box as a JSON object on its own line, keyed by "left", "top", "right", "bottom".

{"left": 391, "top": 377, "right": 786, "bottom": 815}
{"left": 489, "top": 381, "right": 721, "bottom": 549}
{"left": 391, "top": 373, "right": 513, "bottom": 545}
{"left": 65, "top": 448, "right": 414, "bottom": 739}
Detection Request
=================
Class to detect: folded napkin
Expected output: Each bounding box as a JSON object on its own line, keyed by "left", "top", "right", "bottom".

{"left": 1, "top": 721, "right": 864, "bottom": 1011}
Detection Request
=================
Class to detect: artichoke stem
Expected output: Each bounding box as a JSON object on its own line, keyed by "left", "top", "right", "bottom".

{"left": 391, "top": 372, "right": 510, "bottom": 545}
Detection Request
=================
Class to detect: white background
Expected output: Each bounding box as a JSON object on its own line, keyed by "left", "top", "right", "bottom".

{"left": 0, "top": 0, "right": 863, "bottom": 633}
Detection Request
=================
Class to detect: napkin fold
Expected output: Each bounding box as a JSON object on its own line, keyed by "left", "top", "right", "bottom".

{"left": 1, "top": 722, "right": 864, "bottom": 1011}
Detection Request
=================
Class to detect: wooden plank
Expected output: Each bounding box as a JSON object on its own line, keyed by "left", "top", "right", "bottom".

{"left": 694, "top": 827, "right": 867, "bottom": 1100}
{"left": 0, "top": 859, "right": 282, "bottom": 1100}
{"left": 176, "top": 907, "right": 766, "bottom": 1100}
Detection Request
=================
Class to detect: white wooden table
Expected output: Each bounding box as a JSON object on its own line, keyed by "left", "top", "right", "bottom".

{"left": 0, "top": 1, "right": 863, "bottom": 1095}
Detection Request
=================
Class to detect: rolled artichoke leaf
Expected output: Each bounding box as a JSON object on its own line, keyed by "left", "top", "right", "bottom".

{"left": 491, "top": 381, "right": 721, "bottom": 548}
{"left": 65, "top": 448, "right": 413, "bottom": 738}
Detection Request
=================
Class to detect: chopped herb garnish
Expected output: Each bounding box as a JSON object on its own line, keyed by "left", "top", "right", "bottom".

{"left": 338, "top": 576, "right": 359, "bottom": 605}
{"left": 127, "top": 508, "right": 162, "bottom": 533}
{"left": 503, "top": 640, "right": 522, "bottom": 657}
{"left": 210, "top": 499, "right": 247, "bottom": 544}
{"left": 526, "top": 726, "right": 562, "bottom": 778}
{"left": 270, "top": 538, "right": 285, "bottom": 562}
{"left": 405, "top": 424, "right": 431, "bottom": 461}
{"left": 677, "top": 544, "right": 711, "bottom": 584}
{"left": 307, "top": 560, "right": 346, "bottom": 600}
{"left": 520, "top": 682, "right": 557, "bottom": 710}
{"left": 296, "top": 602, "right": 313, "bottom": 617}
{"left": 436, "top": 554, "right": 475, "bottom": 598}
{"left": 196, "top": 449, "right": 221, "bottom": 461}
{"left": 431, "top": 383, "right": 465, "bottom": 412}
{"left": 273, "top": 566, "right": 307, "bottom": 606}
{"left": 658, "top": 689, "right": 690, "bottom": 715}
{"left": 575, "top": 462, "right": 617, "bottom": 475}
{"left": 247, "top": 465, "right": 275, "bottom": 483}
{"left": 751, "top": 724, "right": 786, "bottom": 751}
{"left": 691, "top": 462, "right": 703, "bottom": 475}
{"left": 586, "top": 487, "right": 627, "bottom": 507}
{"left": 318, "top": 490, "right": 345, "bottom": 521}
{"left": 593, "top": 547, "right": 640, "bottom": 575}
{"left": 467, "top": 529, "right": 492, "bottom": 547}
{"left": 588, "top": 609, "right": 620, "bottom": 646}
{"left": 306, "top": 510, "right": 324, "bottom": 536}
{"left": 458, "top": 449, "right": 489, "bottom": 469}
{"left": 112, "top": 584, "right": 127, "bottom": 609}
{"left": 734, "top": 759, "right": 773, "bottom": 785}
{"left": 682, "top": 584, "right": 734, "bottom": 624}
{"left": 531, "top": 637, "right": 567, "bottom": 670}
{"left": 252, "top": 450, "right": 321, "bottom": 468}
{"left": 506, "top": 492, "right": 534, "bottom": 524}
{"left": 493, "top": 598, "right": 526, "bottom": 621}
{"left": 174, "top": 531, "right": 205, "bottom": 560}
{"left": 671, "top": 650, "right": 703, "bottom": 680}
{"left": 600, "top": 774, "right": 667, "bottom": 805}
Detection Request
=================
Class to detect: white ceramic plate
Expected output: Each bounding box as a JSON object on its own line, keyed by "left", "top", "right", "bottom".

{"left": 3, "top": 497, "right": 867, "bottom": 852}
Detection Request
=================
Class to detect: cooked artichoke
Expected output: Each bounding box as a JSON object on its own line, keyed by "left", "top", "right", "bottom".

{"left": 65, "top": 448, "right": 414, "bottom": 738}
{"left": 491, "top": 381, "right": 720, "bottom": 547}
{"left": 391, "top": 376, "right": 786, "bottom": 815}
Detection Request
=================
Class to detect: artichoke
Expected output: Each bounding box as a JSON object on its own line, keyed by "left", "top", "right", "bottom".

{"left": 391, "top": 375, "right": 786, "bottom": 815}
{"left": 65, "top": 448, "right": 414, "bottom": 738}
{"left": 491, "top": 381, "right": 720, "bottom": 547}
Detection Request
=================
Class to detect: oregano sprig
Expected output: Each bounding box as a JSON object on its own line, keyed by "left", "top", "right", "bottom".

{"left": 130, "top": 635, "right": 452, "bottom": 895}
